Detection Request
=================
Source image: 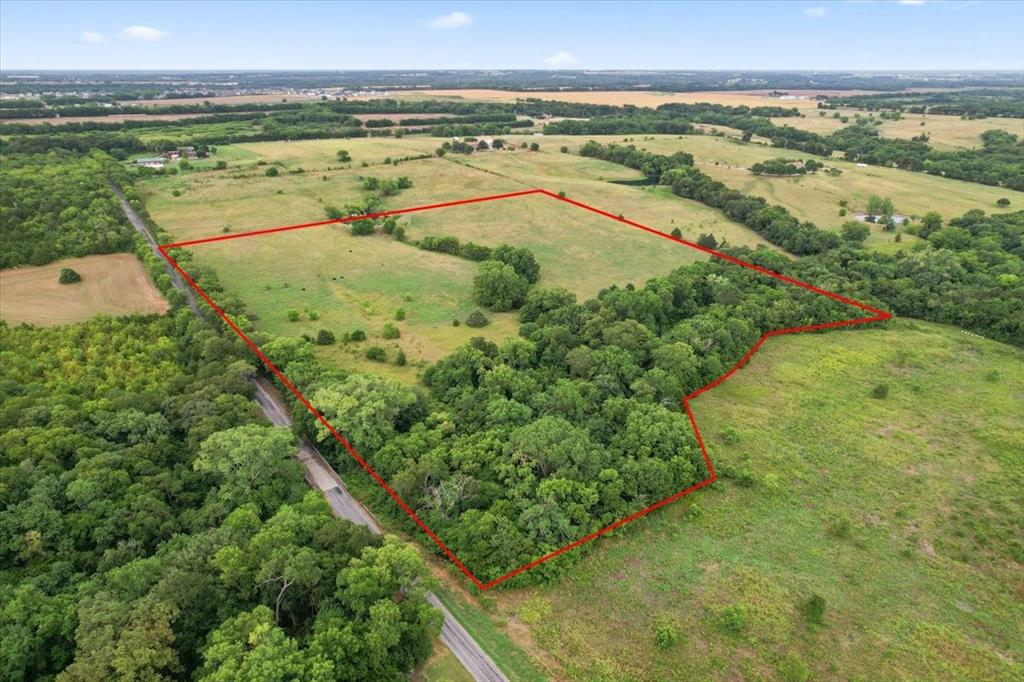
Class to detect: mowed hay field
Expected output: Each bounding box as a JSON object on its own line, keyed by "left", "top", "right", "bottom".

{"left": 773, "top": 111, "right": 1024, "bottom": 150}
{"left": 0, "top": 254, "right": 168, "bottom": 326}
{"left": 470, "top": 320, "right": 1023, "bottom": 681}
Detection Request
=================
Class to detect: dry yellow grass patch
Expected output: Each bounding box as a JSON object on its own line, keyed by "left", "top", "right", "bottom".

{"left": 1, "top": 254, "right": 168, "bottom": 327}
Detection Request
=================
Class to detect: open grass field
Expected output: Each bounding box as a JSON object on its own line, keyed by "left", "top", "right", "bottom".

{"left": 773, "top": 111, "right": 1024, "bottom": 150}
{"left": 560, "top": 132, "right": 1023, "bottom": 252}
{"left": 141, "top": 137, "right": 774, "bottom": 378}
{"left": 427, "top": 319, "right": 1021, "bottom": 681}
{"left": 140, "top": 132, "right": 1023, "bottom": 381}
{"left": 0, "top": 253, "right": 168, "bottom": 326}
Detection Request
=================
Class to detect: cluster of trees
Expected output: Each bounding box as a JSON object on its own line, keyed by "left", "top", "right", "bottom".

{"left": 580, "top": 141, "right": 840, "bottom": 255}
{"left": 0, "top": 314, "right": 439, "bottom": 679}
{"left": 266, "top": 249, "right": 859, "bottom": 585}
{"left": 361, "top": 174, "right": 413, "bottom": 196}
{"left": 749, "top": 157, "right": 822, "bottom": 176}
{"left": 820, "top": 90, "right": 1024, "bottom": 119}
{"left": 0, "top": 151, "right": 137, "bottom": 267}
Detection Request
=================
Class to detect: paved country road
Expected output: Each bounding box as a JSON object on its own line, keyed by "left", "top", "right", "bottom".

{"left": 252, "top": 380, "right": 508, "bottom": 682}
{"left": 109, "top": 181, "right": 201, "bottom": 317}
{"left": 116, "top": 186, "right": 509, "bottom": 682}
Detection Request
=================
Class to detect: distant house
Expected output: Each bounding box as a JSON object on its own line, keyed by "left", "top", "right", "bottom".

{"left": 136, "top": 157, "right": 165, "bottom": 169}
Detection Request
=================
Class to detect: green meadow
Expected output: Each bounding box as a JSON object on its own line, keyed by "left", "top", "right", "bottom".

{"left": 467, "top": 320, "right": 1023, "bottom": 681}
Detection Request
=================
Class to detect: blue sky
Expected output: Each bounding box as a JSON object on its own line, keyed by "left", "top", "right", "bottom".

{"left": 1, "top": 1, "right": 1022, "bottom": 71}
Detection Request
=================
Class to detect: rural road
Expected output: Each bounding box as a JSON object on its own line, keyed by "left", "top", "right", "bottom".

{"left": 109, "top": 181, "right": 202, "bottom": 317}
{"left": 251, "top": 379, "right": 509, "bottom": 682}
{"left": 115, "top": 188, "right": 508, "bottom": 682}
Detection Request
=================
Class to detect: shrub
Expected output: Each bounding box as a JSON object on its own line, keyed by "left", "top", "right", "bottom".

{"left": 800, "top": 593, "right": 827, "bottom": 625}
{"left": 465, "top": 309, "right": 490, "bottom": 328}
{"left": 395, "top": 350, "right": 407, "bottom": 366}
{"left": 171, "top": 189, "right": 181, "bottom": 197}
{"left": 58, "top": 268, "right": 81, "bottom": 284}
{"left": 871, "top": 383, "right": 889, "bottom": 399}
{"left": 529, "top": 142, "right": 540, "bottom": 151}
{"left": 838, "top": 207, "right": 847, "bottom": 217}
{"left": 286, "top": 309, "right": 300, "bottom": 322}
{"left": 779, "top": 653, "right": 811, "bottom": 682}
{"left": 670, "top": 227, "right": 682, "bottom": 239}
{"left": 215, "top": 160, "right": 228, "bottom": 170}
{"left": 393, "top": 226, "right": 406, "bottom": 242}
{"left": 382, "top": 323, "right": 400, "bottom": 340}
{"left": 395, "top": 308, "right": 406, "bottom": 321}
{"left": 348, "top": 329, "right": 366, "bottom": 342}
{"left": 365, "top": 346, "right": 387, "bottom": 362}
{"left": 336, "top": 149, "right": 351, "bottom": 162}
{"left": 325, "top": 205, "right": 343, "bottom": 220}
{"left": 265, "top": 166, "right": 279, "bottom": 177}
{"left": 315, "top": 329, "right": 336, "bottom": 345}
{"left": 452, "top": 319, "right": 461, "bottom": 327}
{"left": 996, "top": 197, "right": 1011, "bottom": 207}
{"left": 830, "top": 516, "right": 853, "bottom": 539}
{"left": 719, "top": 605, "right": 748, "bottom": 635}
{"left": 308, "top": 310, "right": 319, "bottom": 321}
{"left": 350, "top": 220, "right": 375, "bottom": 236}
{"left": 654, "top": 623, "right": 680, "bottom": 650}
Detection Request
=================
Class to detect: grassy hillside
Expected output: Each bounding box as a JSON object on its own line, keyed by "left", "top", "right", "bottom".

{"left": 467, "top": 320, "right": 1023, "bottom": 681}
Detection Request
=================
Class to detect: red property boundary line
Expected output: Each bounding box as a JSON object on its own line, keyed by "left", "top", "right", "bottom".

{"left": 160, "top": 187, "right": 891, "bottom": 590}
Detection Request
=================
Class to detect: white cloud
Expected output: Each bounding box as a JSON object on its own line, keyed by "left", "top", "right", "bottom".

{"left": 118, "top": 25, "right": 167, "bottom": 42}
{"left": 427, "top": 11, "right": 473, "bottom": 29}
{"left": 543, "top": 51, "right": 578, "bottom": 68}
{"left": 803, "top": 6, "right": 827, "bottom": 17}
{"left": 79, "top": 31, "right": 106, "bottom": 44}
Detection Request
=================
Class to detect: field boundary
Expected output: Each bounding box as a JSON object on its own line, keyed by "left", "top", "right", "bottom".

{"left": 160, "top": 187, "right": 891, "bottom": 590}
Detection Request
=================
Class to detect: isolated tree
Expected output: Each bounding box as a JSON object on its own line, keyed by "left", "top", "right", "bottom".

{"left": 336, "top": 149, "right": 351, "bottom": 162}
{"left": 58, "top": 267, "right": 81, "bottom": 284}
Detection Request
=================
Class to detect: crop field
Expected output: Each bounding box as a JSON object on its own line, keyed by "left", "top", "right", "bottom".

{"left": 773, "top": 111, "right": 1024, "bottom": 150}
{"left": 455, "top": 320, "right": 1023, "bottom": 681}
{"left": 0, "top": 253, "right": 169, "bottom": 326}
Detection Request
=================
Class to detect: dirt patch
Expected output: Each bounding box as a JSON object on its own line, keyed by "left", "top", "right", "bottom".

{"left": 1, "top": 253, "right": 169, "bottom": 326}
